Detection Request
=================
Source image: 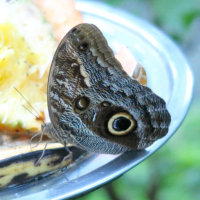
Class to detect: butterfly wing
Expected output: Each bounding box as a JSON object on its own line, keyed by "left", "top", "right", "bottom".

{"left": 47, "top": 25, "right": 88, "bottom": 130}
{"left": 47, "top": 23, "right": 124, "bottom": 130}
{"left": 47, "top": 23, "right": 171, "bottom": 153}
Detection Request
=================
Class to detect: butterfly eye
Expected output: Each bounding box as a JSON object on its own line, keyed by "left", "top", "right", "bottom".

{"left": 79, "top": 42, "right": 89, "bottom": 51}
{"left": 107, "top": 112, "right": 136, "bottom": 136}
{"left": 76, "top": 97, "right": 90, "bottom": 110}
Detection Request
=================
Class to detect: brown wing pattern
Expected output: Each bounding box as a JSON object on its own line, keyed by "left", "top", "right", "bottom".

{"left": 47, "top": 23, "right": 125, "bottom": 130}
{"left": 47, "top": 23, "right": 171, "bottom": 153}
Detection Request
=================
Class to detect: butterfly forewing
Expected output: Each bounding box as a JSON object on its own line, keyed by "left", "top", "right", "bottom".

{"left": 46, "top": 23, "right": 171, "bottom": 154}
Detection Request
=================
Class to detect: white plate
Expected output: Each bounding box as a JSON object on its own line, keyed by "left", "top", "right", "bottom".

{"left": 0, "top": 1, "right": 193, "bottom": 199}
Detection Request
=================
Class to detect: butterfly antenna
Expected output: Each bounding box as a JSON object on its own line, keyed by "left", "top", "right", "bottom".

{"left": 14, "top": 87, "right": 45, "bottom": 124}
{"left": 22, "top": 105, "right": 38, "bottom": 119}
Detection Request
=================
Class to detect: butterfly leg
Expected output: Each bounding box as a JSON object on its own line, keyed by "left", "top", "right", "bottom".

{"left": 59, "top": 146, "right": 72, "bottom": 171}
{"left": 30, "top": 131, "right": 44, "bottom": 151}
{"left": 35, "top": 141, "right": 58, "bottom": 166}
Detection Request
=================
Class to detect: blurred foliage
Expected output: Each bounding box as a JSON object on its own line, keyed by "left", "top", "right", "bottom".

{"left": 77, "top": 0, "right": 200, "bottom": 200}
{"left": 150, "top": 0, "right": 200, "bottom": 42}
{"left": 105, "top": 0, "right": 200, "bottom": 42}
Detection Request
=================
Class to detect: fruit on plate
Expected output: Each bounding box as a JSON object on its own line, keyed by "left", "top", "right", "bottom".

{"left": 0, "top": 0, "right": 57, "bottom": 136}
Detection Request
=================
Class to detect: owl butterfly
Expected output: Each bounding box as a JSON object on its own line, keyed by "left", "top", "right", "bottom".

{"left": 42, "top": 23, "right": 171, "bottom": 154}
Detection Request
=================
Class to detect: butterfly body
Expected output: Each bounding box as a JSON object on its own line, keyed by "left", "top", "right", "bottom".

{"left": 45, "top": 23, "right": 171, "bottom": 154}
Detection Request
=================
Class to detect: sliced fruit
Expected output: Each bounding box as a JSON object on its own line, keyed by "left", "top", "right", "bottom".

{"left": 0, "top": 0, "right": 58, "bottom": 136}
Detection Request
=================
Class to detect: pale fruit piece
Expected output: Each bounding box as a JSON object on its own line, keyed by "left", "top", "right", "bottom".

{"left": 115, "top": 45, "right": 147, "bottom": 85}
{"left": 0, "top": 23, "right": 47, "bottom": 135}
{"left": 0, "top": 1, "right": 58, "bottom": 136}
{"left": 33, "top": 0, "right": 84, "bottom": 42}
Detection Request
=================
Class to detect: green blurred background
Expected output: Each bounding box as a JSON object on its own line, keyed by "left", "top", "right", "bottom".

{"left": 78, "top": 0, "right": 200, "bottom": 199}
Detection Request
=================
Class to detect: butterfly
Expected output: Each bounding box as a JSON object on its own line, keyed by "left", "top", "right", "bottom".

{"left": 41, "top": 23, "right": 171, "bottom": 154}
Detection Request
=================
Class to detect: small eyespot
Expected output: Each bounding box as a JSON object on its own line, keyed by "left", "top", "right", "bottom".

{"left": 75, "top": 97, "right": 90, "bottom": 110}
{"left": 79, "top": 42, "right": 89, "bottom": 51}
{"left": 107, "top": 112, "right": 136, "bottom": 136}
{"left": 71, "top": 28, "right": 77, "bottom": 33}
{"left": 71, "top": 28, "right": 81, "bottom": 36}
{"left": 101, "top": 101, "right": 111, "bottom": 107}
